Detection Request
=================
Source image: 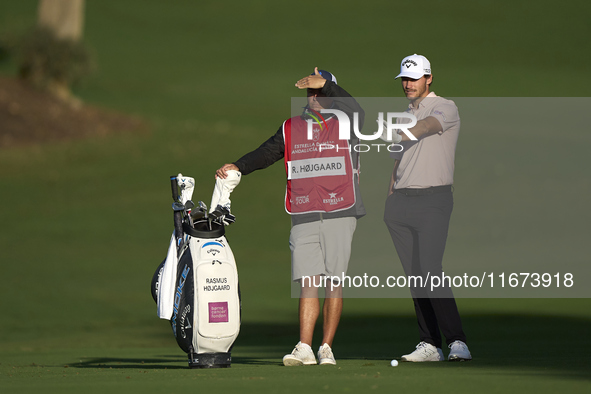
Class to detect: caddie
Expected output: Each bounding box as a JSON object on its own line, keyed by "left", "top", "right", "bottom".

{"left": 216, "top": 67, "right": 365, "bottom": 366}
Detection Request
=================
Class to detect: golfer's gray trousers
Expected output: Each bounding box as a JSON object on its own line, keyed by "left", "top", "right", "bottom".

{"left": 384, "top": 187, "right": 467, "bottom": 348}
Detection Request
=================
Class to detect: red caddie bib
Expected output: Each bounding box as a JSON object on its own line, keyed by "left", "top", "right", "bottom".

{"left": 283, "top": 115, "right": 356, "bottom": 214}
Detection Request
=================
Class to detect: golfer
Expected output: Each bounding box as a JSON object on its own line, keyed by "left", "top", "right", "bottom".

{"left": 216, "top": 67, "right": 365, "bottom": 366}
{"left": 383, "top": 54, "right": 472, "bottom": 362}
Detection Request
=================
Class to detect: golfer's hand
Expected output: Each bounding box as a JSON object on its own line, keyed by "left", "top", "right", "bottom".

{"left": 295, "top": 67, "right": 327, "bottom": 89}
{"left": 216, "top": 164, "right": 239, "bottom": 179}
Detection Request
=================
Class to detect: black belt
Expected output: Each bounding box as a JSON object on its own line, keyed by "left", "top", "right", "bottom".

{"left": 392, "top": 185, "right": 452, "bottom": 196}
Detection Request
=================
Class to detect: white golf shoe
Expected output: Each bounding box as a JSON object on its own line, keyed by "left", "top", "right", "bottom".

{"left": 401, "top": 341, "right": 444, "bottom": 362}
{"left": 317, "top": 343, "right": 337, "bottom": 365}
{"left": 283, "top": 341, "right": 317, "bottom": 366}
{"left": 448, "top": 340, "right": 472, "bottom": 361}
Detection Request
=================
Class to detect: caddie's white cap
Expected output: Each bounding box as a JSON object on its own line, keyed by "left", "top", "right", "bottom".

{"left": 395, "top": 54, "right": 431, "bottom": 79}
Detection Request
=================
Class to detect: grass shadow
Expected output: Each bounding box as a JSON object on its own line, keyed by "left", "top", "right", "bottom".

{"left": 234, "top": 311, "right": 591, "bottom": 380}
{"left": 66, "top": 311, "right": 591, "bottom": 379}
{"left": 70, "top": 355, "right": 187, "bottom": 370}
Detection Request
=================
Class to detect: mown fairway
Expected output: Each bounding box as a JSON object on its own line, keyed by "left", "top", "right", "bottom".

{"left": 1, "top": 1, "right": 590, "bottom": 393}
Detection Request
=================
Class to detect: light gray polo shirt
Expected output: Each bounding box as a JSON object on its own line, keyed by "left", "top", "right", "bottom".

{"left": 391, "top": 92, "right": 460, "bottom": 189}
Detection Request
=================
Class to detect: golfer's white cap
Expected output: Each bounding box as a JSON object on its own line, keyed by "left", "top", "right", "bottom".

{"left": 395, "top": 54, "right": 431, "bottom": 79}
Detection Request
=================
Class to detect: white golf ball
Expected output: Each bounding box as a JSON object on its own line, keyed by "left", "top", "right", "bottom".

{"left": 390, "top": 359, "right": 398, "bottom": 367}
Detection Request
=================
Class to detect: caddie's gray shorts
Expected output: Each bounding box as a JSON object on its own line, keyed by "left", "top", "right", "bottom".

{"left": 289, "top": 217, "right": 357, "bottom": 281}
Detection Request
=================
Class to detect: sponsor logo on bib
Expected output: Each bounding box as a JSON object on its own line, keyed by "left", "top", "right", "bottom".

{"left": 323, "top": 192, "right": 345, "bottom": 205}
{"left": 295, "top": 195, "right": 310, "bottom": 205}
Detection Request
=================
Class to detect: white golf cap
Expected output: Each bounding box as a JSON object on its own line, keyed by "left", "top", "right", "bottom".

{"left": 395, "top": 54, "right": 431, "bottom": 79}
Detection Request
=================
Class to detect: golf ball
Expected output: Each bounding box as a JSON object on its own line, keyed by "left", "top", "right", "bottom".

{"left": 390, "top": 359, "right": 398, "bottom": 367}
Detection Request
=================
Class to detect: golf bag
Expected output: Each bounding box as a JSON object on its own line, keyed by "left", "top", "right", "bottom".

{"left": 151, "top": 173, "right": 241, "bottom": 368}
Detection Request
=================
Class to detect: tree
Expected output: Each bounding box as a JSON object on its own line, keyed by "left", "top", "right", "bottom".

{"left": 37, "top": 0, "right": 85, "bottom": 41}
{"left": 19, "top": 0, "right": 91, "bottom": 104}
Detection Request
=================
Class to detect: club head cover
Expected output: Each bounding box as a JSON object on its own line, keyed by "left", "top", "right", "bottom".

{"left": 177, "top": 174, "right": 195, "bottom": 204}
{"left": 210, "top": 170, "right": 241, "bottom": 214}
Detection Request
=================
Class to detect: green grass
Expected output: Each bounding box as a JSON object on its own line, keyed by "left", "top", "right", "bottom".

{"left": 1, "top": 302, "right": 590, "bottom": 393}
{"left": 1, "top": 1, "right": 591, "bottom": 393}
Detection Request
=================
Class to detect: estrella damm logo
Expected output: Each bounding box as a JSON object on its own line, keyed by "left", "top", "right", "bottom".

{"left": 306, "top": 108, "right": 328, "bottom": 141}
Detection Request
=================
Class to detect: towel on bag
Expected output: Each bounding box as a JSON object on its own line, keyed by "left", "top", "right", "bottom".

{"left": 157, "top": 233, "right": 178, "bottom": 319}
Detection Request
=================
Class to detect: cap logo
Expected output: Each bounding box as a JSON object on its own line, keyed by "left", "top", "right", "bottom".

{"left": 403, "top": 59, "right": 418, "bottom": 68}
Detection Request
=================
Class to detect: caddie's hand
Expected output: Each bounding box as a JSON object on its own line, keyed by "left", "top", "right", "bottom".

{"left": 215, "top": 164, "right": 239, "bottom": 179}
{"left": 295, "top": 67, "right": 327, "bottom": 89}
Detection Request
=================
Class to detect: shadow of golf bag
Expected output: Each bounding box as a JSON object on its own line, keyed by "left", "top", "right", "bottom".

{"left": 151, "top": 175, "right": 241, "bottom": 369}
